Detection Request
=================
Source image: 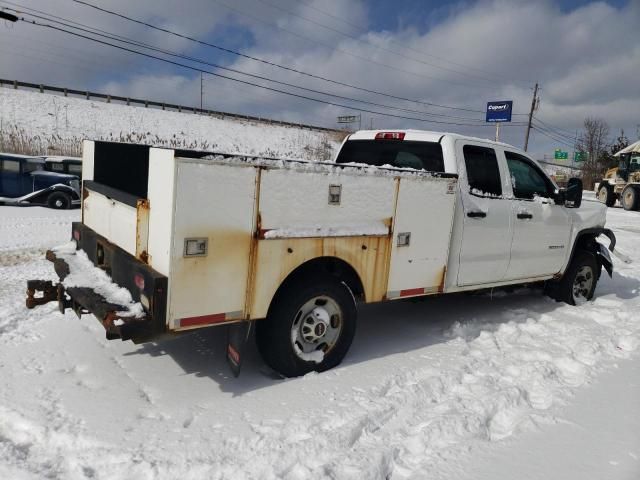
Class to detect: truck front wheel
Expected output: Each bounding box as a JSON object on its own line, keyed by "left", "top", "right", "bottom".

{"left": 257, "top": 276, "right": 357, "bottom": 377}
{"left": 47, "top": 191, "right": 71, "bottom": 209}
{"left": 597, "top": 184, "right": 615, "bottom": 207}
{"left": 552, "top": 251, "right": 599, "bottom": 305}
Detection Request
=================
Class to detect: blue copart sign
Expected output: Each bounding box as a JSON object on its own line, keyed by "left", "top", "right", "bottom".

{"left": 486, "top": 101, "right": 513, "bottom": 122}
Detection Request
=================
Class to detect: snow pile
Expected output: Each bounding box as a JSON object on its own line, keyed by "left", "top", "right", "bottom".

{"left": 264, "top": 222, "right": 389, "bottom": 239}
{"left": 51, "top": 241, "right": 144, "bottom": 318}
{"left": 201, "top": 154, "right": 447, "bottom": 179}
{"left": 0, "top": 204, "right": 638, "bottom": 479}
{"left": 0, "top": 88, "right": 342, "bottom": 161}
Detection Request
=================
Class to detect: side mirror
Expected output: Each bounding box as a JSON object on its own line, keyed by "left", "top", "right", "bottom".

{"left": 564, "top": 177, "right": 582, "bottom": 208}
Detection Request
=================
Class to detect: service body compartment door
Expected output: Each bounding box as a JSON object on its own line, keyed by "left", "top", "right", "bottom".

{"left": 387, "top": 176, "right": 457, "bottom": 298}
{"left": 170, "top": 161, "right": 257, "bottom": 329}
{"left": 83, "top": 189, "right": 138, "bottom": 256}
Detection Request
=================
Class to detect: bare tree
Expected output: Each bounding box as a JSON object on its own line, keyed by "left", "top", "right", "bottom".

{"left": 576, "top": 117, "right": 610, "bottom": 189}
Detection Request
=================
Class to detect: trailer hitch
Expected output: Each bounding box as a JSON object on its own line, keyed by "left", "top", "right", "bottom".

{"left": 26, "top": 280, "right": 71, "bottom": 312}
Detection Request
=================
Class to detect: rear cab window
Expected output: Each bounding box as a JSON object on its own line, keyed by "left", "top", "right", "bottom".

{"left": 335, "top": 139, "right": 445, "bottom": 173}
{"left": 462, "top": 145, "right": 502, "bottom": 197}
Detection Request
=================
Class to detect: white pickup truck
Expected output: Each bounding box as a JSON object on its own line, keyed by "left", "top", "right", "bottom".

{"left": 27, "top": 131, "right": 615, "bottom": 377}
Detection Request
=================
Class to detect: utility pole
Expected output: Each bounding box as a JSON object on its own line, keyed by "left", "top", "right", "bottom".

{"left": 523, "top": 82, "right": 539, "bottom": 152}
{"left": 200, "top": 72, "right": 203, "bottom": 111}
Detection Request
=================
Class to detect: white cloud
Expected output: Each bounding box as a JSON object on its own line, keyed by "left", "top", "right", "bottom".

{"left": 1, "top": 0, "right": 639, "bottom": 154}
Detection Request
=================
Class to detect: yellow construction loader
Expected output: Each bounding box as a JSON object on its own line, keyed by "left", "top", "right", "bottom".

{"left": 596, "top": 140, "right": 640, "bottom": 210}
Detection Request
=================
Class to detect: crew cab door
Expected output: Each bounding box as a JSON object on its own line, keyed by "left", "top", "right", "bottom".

{"left": 456, "top": 142, "right": 512, "bottom": 286}
{"left": 503, "top": 151, "right": 571, "bottom": 279}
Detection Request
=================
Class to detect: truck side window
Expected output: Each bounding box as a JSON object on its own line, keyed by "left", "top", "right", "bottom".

{"left": 462, "top": 145, "right": 502, "bottom": 196}
{"left": 2, "top": 160, "right": 20, "bottom": 173}
{"left": 505, "top": 152, "right": 553, "bottom": 199}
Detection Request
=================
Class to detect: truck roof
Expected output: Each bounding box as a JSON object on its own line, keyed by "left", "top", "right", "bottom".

{"left": 347, "top": 129, "right": 514, "bottom": 149}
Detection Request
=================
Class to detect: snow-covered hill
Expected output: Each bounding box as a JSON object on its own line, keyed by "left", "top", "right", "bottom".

{"left": 0, "top": 87, "right": 344, "bottom": 160}
{"left": 0, "top": 201, "right": 638, "bottom": 479}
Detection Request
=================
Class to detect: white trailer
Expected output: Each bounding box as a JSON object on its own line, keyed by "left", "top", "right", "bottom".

{"left": 27, "top": 131, "right": 616, "bottom": 377}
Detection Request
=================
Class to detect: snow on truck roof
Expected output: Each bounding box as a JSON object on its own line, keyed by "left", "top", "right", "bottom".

{"left": 346, "top": 129, "right": 515, "bottom": 148}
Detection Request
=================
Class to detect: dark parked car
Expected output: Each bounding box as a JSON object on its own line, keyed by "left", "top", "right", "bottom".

{"left": 0, "top": 153, "right": 80, "bottom": 209}
{"left": 42, "top": 156, "right": 83, "bottom": 177}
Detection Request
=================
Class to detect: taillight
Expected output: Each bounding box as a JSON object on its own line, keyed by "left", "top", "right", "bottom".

{"left": 73, "top": 230, "right": 80, "bottom": 241}
{"left": 134, "top": 274, "right": 145, "bottom": 290}
{"left": 375, "top": 132, "right": 405, "bottom": 140}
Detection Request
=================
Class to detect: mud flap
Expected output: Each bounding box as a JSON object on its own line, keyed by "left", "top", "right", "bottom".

{"left": 226, "top": 321, "right": 252, "bottom": 377}
{"left": 597, "top": 243, "right": 613, "bottom": 277}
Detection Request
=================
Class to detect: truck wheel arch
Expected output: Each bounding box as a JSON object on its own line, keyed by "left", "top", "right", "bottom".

{"left": 268, "top": 257, "right": 365, "bottom": 314}
{"left": 563, "top": 228, "right": 615, "bottom": 278}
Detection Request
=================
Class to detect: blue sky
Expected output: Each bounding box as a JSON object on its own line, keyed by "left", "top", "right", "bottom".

{"left": 0, "top": 0, "right": 638, "bottom": 155}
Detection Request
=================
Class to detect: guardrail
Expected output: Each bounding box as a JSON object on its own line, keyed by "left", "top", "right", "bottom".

{"left": 0, "top": 78, "right": 342, "bottom": 134}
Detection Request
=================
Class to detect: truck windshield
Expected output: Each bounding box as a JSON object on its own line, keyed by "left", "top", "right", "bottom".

{"left": 335, "top": 139, "right": 445, "bottom": 172}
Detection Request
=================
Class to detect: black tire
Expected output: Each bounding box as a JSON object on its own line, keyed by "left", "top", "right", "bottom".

{"left": 597, "top": 184, "right": 615, "bottom": 207}
{"left": 256, "top": 276, "right": 357, "bottom": 377}
{"left": 46, "top": 191, "right": 71, "bottom": 210}
{"left": 620, "top": 185, "right": 640, "bottom": 211}
{"left": 552, "top": 250, "right": 599, "bottom": 305}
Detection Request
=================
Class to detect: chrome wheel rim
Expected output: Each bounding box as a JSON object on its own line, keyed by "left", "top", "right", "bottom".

{"left": 572, "top": 265, "right": 594, "bottom": 304}
{"left": 623, "top": 190, "right": 633, "bottom": 208}
{"left": 55, "top": 199, "right": 63, "bottom": 208}
{"left": 290, "top": 296, "right": 342, "bottom": 362}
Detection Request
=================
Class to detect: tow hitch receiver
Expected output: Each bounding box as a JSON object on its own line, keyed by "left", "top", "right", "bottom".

{"left": 26, "top": 280, "right": 60, "bottom": 310}
{"left": 26, "top": 250, "right": 152, "bottom": 342}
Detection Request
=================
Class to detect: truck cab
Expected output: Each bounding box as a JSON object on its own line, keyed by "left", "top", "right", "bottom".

{"left": 336, "top": 130, "right": 611, "bottom": 291}
{"left": 0, "top": 153, "right": 80, "bottom": 209}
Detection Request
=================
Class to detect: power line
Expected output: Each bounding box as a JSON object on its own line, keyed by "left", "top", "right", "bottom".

{"left": 531, "top": 125, "right": 575, "bottom": 149}
{"left": 533, "top": 116, "right": 578, "bottom": 138}
{"left": 296, "top": 0, "right": 529, "bottom": 85}
{"left": 254, "top": 0, "right": 508, "bottom": 85}
{"left": 10, "top": 13, "right": 528, "bottom": 129}
{"left": 67, "top": 0, "right": 498, "bottom": 114}
{"left": 532, "top": 120, "right": 577, "bottom": 143}
{"left": 1, "top": 5, "right": 496, "bottom": 123}
{"left": 209, "top": 0, "right": 506, "bottom": 91}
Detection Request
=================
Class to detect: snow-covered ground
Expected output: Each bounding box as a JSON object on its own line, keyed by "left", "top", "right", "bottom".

{"left": 0, "top": 202, "right": 638, "bottom": 479}
{"left": 0, "top": 88, "right": 342, "bottom": 160}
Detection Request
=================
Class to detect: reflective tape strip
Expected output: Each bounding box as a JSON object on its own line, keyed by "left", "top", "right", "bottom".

{"left": 400, "top": 287, "right": 426, "bottom": 297}
{"left": 386, "top": 287, "right": 440, "bottom": 299}
{"left": 180, "top": 310, "right": 243, "bottom": 328}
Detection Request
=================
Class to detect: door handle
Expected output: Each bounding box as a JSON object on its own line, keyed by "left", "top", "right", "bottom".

{"left": 517, "top": 212, "right": 533, "bottom": 219}
{"left": 467, "top": 211, "right": 487, "bottom": 218}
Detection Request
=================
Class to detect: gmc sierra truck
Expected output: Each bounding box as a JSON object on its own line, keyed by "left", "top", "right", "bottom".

{"left": 26, "top": 131, "right": 615, "bottom": 377}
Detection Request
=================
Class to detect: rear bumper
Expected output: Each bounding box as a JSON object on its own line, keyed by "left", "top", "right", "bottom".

{"left": 27, "top": 223, "right": 167, "bottom": 343}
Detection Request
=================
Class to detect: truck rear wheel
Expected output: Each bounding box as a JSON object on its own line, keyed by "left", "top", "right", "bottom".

{"left": 597, "top": 184, "right": 615, "bottom": 207}
{"left": 256, "top": 276, "right": 357, "bottom": 377}
{"left": 552, "top": 250, "right": 599, "bottom": 305}
{"left": 47, "top": 191, "right": 71, "bottom": 210}
{"left": 620, "top": 185, "right": 640, "bottom": 211}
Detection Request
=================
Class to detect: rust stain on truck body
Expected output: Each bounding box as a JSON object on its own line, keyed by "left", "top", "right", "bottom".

{"left": 248, "top": 234, "right": 391, "bottom": 319}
